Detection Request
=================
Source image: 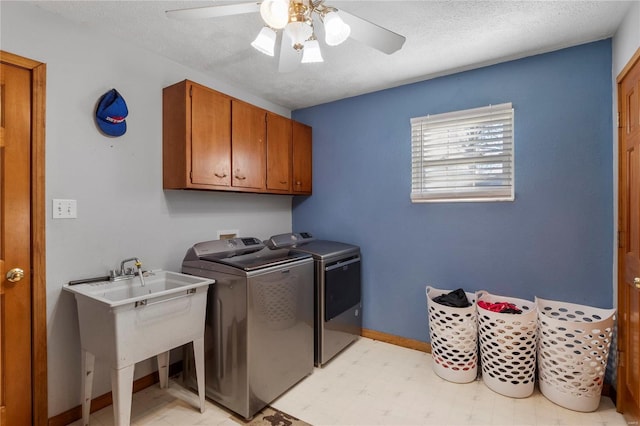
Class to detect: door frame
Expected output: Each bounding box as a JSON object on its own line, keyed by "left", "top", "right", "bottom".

{"left": 0, "top": 50, "right": 47, "bottom": 425}
{"left": 616, "top": 46, "right": 640, "bottom": 420}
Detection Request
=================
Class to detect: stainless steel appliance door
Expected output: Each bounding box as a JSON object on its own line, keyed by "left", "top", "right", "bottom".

{"left": 247, "top": 260, "right": 314, "bottom": 415}
{"left": 318, "top": 256, "right": 362, "bottom": 366}
{"left": 324, "top": 257, "right": 361, "bottom": 321}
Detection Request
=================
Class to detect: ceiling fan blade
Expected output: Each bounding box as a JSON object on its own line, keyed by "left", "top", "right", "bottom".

{"left": 337, "top": 10, "right": 406, "bottom": 55}
{"left": 166, "top": 2, "right": 260, "bottom": 20}
{"left": 278, "top": 32, "right": 301, "bottom": 73}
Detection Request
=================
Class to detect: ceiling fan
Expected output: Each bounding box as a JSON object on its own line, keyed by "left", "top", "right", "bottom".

{"left": 166, "top": 0, "right": 406, "bottom": 72}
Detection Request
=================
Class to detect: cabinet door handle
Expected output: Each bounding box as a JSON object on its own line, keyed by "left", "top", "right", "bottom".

{"left": 214, "top": 172, "right": 227, "bottom": 178}
{"left": 280, "top": 181, "right": 288, "bottom": 185}
{"left": 235, "top": 175, "right": 247, "bottom": 180}
{"left": 295, "top": 181, "right": 301, "bottom": 185}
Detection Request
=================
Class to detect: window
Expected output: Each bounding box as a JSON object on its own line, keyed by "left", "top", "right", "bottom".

{"left": 411, "top": 103, "right": 514, "bottom": 203}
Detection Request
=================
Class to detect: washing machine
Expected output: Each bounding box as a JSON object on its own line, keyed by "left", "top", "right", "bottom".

{"left": 181, "top": 237, "right": 314, "bottom": 419}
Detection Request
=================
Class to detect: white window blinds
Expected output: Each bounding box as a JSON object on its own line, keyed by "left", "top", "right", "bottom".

{"left": 410, "top": 103, "right": 514, "bottom": 202}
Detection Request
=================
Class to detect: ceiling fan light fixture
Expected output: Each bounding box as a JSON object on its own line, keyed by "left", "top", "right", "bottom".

{"left": 260, "top": 0, "right": 290, "bottom": 29}
{"left": 167, "top": 1, "right": 407, "bottom": 71}
{"left": 323, "top": 10, "right": 350, "bottom": 46}
{"left": 301, "top": 38, "right": 323, "bottom": 63}
{"left": 285, "top": 21, "right": 313, "bottom": 49}
{"left": 251, "top": 26, "right": 277, "bottom": 56}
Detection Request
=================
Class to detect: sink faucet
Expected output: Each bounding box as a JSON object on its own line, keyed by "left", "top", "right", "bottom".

{"left": 111, "top": 257, "right": 146, "bottom": 287}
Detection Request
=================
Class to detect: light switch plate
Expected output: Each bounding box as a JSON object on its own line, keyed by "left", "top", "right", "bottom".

{"left": 53, "top": 199, "right": 77, "bottom": 219}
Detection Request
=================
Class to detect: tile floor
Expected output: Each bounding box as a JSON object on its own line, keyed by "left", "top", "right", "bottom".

{"left": 71, "top": 337, "right": 628, "bottom": 425}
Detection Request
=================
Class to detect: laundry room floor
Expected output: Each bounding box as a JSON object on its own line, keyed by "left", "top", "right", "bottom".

{"left": 70, "top": 337, "right": 626, "bottom": 425}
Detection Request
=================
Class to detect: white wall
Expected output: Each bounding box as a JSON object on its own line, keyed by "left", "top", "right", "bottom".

{"left": 1, "top": 2, "right": 293, "bottom": 417}
{"left": 613, "top": 0, "right": 640, "bottom": 77}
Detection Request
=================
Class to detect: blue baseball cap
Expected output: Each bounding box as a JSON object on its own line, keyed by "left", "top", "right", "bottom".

{"left": 95, "top": 89, "right": 128, "bottom": 137}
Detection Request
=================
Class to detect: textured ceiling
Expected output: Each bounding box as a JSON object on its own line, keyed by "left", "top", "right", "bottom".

{"left": 32, "top": 1, "right": 633, "bottom": 110}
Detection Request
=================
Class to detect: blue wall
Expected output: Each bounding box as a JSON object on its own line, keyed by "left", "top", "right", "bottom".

{"left": 292, "top": 40, "right": 613, "bottom": 343}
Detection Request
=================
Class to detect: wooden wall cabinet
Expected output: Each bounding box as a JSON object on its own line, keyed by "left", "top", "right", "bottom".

{"left": 163, "top": 80, "right": 232, "bottom": 190}
{"left": 189, "top": 83, "right": 231, "bottom": 188}
{"left": 231, "top": 99, "right": 266, "bottom": 190}
{"left": 292, "top": 121, "right": 312, "bottom": 194}
{"left": 266, "top": 112, "right": 292, "bottom": 192}
{"left": 163, "top": 79, "right": 311, "bottom": 195}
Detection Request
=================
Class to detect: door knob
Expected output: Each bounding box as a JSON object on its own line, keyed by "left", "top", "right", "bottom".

{"left": 6, "top": 268, "right": 25, "bottom": 283}
{"left": 635, "top": 277, "right": 640, "bottom": 289}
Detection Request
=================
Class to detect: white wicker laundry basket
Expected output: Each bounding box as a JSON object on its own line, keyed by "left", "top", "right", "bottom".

{"left": 536, "top": 297, "right": 615, "bottom": 412}
{"left": 426, "top": 286, "right": 478, "bottom": 383}
{"left": 477, "top": 291, "right": 537, "bottom": 398}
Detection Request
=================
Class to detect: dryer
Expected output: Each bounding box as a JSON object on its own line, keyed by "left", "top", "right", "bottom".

{"left": 266, "top": 232, "right": 362, "bottom": 367}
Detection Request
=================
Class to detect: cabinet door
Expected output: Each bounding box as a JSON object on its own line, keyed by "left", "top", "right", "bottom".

{"left": 292, "top": 121, "right": 312, "bottom": 194}
{"left": 266, "top": 113, "right": 292, "bottom": 192}
{"left": 232, "top": 100, "right": 266, "bottom": 189}
{"left": 191, "top": 84, "right": 231, "bottom": 186}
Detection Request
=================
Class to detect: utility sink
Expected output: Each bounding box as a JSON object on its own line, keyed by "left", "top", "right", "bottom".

{"left": 64, "top": 270, "right": 214, "bottom": 426}
{"left": 65, "top": 270, "right": 210, "bottom": 307}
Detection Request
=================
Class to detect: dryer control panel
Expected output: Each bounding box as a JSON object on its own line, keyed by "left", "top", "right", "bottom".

{"left": 266, "top": 232, "right": 315, "bottom": 249}
{"left": 191, "top": 237, "right": 264, "bottom": 258}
